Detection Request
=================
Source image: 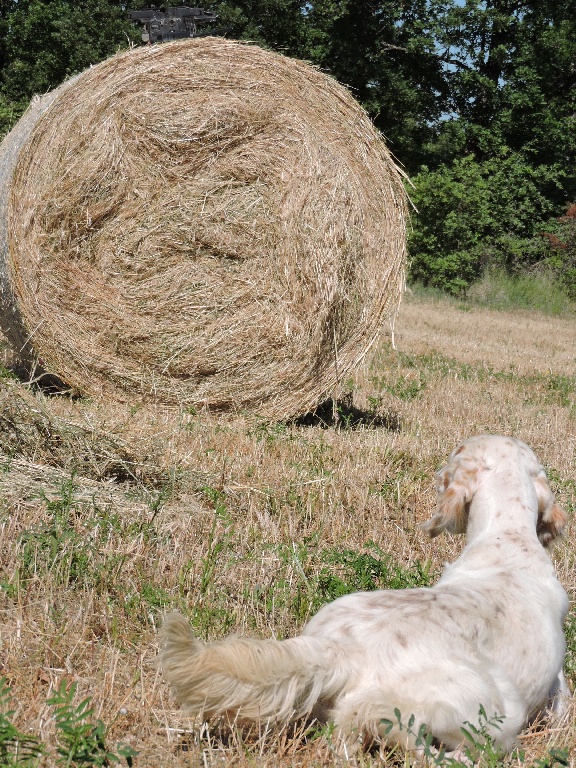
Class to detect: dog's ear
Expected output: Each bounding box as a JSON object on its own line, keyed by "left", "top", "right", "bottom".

{"left": 535, "top": 475, "right": 567, "bottom": 547}
{"left": 421, "top": 460, "right": 478, "bottom": 538}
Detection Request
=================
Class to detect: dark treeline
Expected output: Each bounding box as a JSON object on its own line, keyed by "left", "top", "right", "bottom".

{"left": 0, "top": 0, "right": 575, "bottom": 295}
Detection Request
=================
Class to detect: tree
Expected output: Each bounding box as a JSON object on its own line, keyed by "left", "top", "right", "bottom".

{"left": 212, "top": 0, "right": 312, "bottom": 56}
{"left": 0, "top": 0, "right": 142, "bottom": 98}
{"left": 432, "top": 1, "right": 576, "bottom": 169}
{"left": 406, "top": 0, "right": 576, "bottom": 291}
{"left": 0, "top": 0, "right": 142, "bottom": 135}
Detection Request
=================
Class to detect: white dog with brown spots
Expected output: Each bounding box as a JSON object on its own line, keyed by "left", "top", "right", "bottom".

{"left": 158, "top": 435, "right": 570, "bottom": 755}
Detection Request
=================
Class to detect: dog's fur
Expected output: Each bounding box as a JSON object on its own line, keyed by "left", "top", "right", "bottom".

{"left": 158, "top": 436, "right": 570, "bottom": 753}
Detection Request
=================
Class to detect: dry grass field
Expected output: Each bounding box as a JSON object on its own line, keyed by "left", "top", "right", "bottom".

{"left": 0, "top": 292, "right": 574, "bottom": 766}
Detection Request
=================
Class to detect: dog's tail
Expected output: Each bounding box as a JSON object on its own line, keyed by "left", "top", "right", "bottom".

{"left": 158, "top": 612, "right": 347, "bottom": 722}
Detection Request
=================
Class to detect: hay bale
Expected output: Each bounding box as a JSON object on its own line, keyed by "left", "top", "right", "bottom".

{"left": 0, "top": 38, "right": 407, "bottom": 419}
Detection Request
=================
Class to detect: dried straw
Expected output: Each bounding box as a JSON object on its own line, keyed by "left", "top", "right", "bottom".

{"left": 0, "top": 38, "right": 407, "bottom": 419}
{"left": 0, "top": 378, "right": 154, "bottom": 483}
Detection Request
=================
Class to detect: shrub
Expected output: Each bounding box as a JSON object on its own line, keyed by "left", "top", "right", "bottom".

{"left": 541, "top": 204, "right": 576, "bottom": 298}
{"left": 408, "top": 152, "right": 566, "bottom": 294}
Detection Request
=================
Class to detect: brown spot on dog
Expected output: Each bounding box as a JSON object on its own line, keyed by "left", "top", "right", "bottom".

{"left": 537, "top": 501, "right": 567, "bottom": 547}
{"left": 439, "top": 471, "right": 451, "bottom": 490}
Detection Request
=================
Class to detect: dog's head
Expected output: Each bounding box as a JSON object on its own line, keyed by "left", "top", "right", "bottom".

{"left": 421, "top": 436, "right": 567, "bottom": 547}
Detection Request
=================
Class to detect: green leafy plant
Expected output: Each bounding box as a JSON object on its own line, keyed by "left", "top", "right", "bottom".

{"left": 379, "top": 705, "right": 570, "bottom": 767}
{"left": 532, "top": 748, "right": 570, "bottom": 767}
{"left": 264, "top": 541, "right": 435, "bottom": 623}
{"left": 189, "top": 489, "right": 237, "bottom": 636}
{"left": 198, "top": 491, "right": 235, "bottom": 598}
{"left": 562, "top": 609, "right": 576, "bottom": 682}
{"left": 371, "top": 370, "right": 427, "bottom": 401}
{"left": 409, "top": 152, "right": 566, "bottom": 295}
{"left": 18, "top": 475, "right": 95, "bottom": 589}
{"left": 541, "top": 204, "right": 576, "bottom": 298}
{"left": 48, "top": 680, "right": 135, "bottom": 767}
{"left": 380, "top": 706, "right": 505, "bottom": 766}
{"left": 0, "top": 679, "right": 43, "bottom": 767}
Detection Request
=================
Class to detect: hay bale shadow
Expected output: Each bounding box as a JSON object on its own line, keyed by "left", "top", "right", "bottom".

{"left": 294, "top": 396, "right": 401, "bottom": 431}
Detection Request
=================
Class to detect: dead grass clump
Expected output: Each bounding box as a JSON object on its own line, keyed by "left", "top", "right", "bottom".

{"left": 0, "top": 38, "right": 407, "bottom": 419}
{"left": 0, "top": 379, "right": 140, "bottom": 481}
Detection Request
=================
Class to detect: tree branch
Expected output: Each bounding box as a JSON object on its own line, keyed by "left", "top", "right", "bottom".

{"left": 380, "top": 42, "right": 474, "bottom": 72}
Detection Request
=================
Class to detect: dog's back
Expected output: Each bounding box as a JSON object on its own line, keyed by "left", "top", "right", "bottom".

{"left": 159, "top": 436, "right": 569, "bottom": 753}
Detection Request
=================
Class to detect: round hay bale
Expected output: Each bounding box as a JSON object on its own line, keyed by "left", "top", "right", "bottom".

{"left": 0, "top": 38, "right": 407, "bottom": 419}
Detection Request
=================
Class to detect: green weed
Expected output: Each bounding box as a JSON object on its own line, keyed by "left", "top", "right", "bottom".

{"left": 562, "top": 609, "right": 576, "bottom": 681}
{"left": 48, "top": 680, "right": 135, "bottom": 767}
{"left": 0, "top": 679, "right": 137, "bottom": 767}
{"left": 380, "top": 705, "right": 570, "bottom": 767}
{"left": 198, "top": 492, "right": 234, "bottom": 598}
{"left": 0, "top": 577, "right": 19, "bottom": 601}
{"left": 373, "top": 344, "right": 576, "bottom": 411}
{"left": 371, "top": 371, "right": 427, "bottom": 401}
{"left": 18, "top": 518, "right": 93, "bottom": 591}
{"left": 545, "top": 374, "right": 576, "bottom": 409}
{"left": 188, "top": 490, "right": 238, "bottom": 636}
{"left": 532, "top": 748, "right": 570, "bottom": 768}
{"left": 248, "top": 419, "right": 290, "bottom": 444}
{"left": 249, "top": 541, "right": 435, "bottom": 627}
{"left": 177, "top": 491, "right": 238, "bottom": 630}
{"left": 0, "top": 679, "right": 43, "bottom": 767}
{"left": 122, "top": 579, "right": 171, "bottom": 621}
{"left": 17, "top": 476, "right": 103, "bottom": 591}
{"left": 318, "top": 543, "right": 433, "bottom": 604}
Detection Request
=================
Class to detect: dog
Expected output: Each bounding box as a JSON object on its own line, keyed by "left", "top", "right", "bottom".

{"left": 158, "top": 435, "right": 570, "bottom": 754}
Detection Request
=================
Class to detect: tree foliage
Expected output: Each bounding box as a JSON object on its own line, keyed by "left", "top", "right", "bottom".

{"left": 0, "top": 0, "right": 145, "bottom": 133}
{"left": 409, "top": 153, "right": 566, "bottom": 294}
{"left": 405, "top": 1, "right": 575, "bottom": 292}
{"left": 541, "top": 205, "right": 576, "bottom": 298}
{"left": 0, "top": 0, "right": 574, "bottom": 295}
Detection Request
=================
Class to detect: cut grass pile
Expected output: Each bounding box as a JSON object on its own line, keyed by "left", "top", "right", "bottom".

{"left": 0, "top": 292, "right": 574, "bottom": 766}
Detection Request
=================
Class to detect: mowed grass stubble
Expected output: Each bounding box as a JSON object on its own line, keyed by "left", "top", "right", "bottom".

{"left": 0, "top": 292, "right": 574, "bottom": 766}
